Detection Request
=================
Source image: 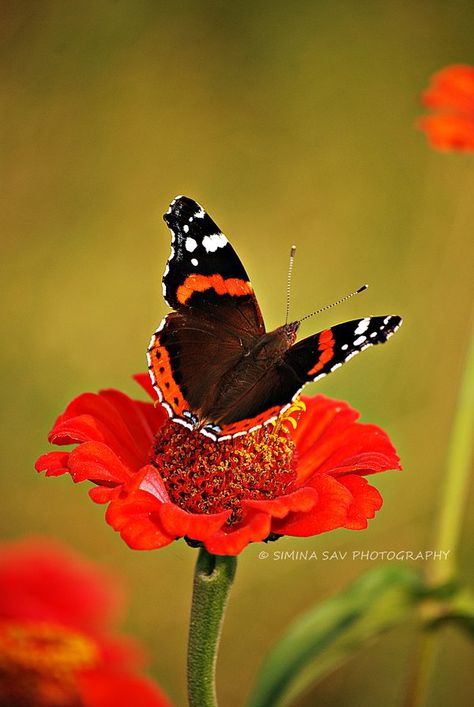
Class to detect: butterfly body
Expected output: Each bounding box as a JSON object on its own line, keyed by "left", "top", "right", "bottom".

{"left": 147, "top": 196, "right": 402, "bottom": 441}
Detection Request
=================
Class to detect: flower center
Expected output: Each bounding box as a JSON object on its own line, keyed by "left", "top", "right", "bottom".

{"left": 151, "top": 421, "right": 298, "bottom": 525}
{"left": 0, "top": 620, "right": 98, "bottom": 707}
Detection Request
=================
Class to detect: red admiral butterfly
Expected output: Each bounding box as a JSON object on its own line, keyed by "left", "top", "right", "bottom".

{"left": 147, "top": 196, "right": 402, "bottom": 442}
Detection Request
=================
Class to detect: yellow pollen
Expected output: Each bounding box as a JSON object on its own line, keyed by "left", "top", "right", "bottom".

{"left": 271, "top": 398, "right": 306, "bottom": 433}
{"left": 152, "top": 422, "right": 298, "bottom": 524}
{"left": 0, "top": 620, "right": 99, "bottom": 677}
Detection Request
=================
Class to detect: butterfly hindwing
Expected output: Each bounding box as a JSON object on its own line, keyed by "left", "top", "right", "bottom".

{"left": 147, "top": 309, "right": 255, "bottom": 428}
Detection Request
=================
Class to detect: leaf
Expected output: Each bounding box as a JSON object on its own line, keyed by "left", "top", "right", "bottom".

{"left": 428, "top": 587, "right": 474, "bottom": 639}
{"left": 246, "top": 564, "right": 424, "bottom": 707}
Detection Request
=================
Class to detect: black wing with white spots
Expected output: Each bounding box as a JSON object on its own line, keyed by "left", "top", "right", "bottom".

{"left": 162, "top": 196, "right": 264, "bottom": 327}
{"left": 284, "top": 315, "right": 402, "bottom": 385}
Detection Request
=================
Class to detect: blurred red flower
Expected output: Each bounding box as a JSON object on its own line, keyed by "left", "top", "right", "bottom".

{"left": 419, "top": 64, "right": 474, "bottom": 151}
{"left": 0, "top": 537, "right": 172, "bottom": 707}
{"left": 36, "top": 374, "right": 401, "bottom": 556}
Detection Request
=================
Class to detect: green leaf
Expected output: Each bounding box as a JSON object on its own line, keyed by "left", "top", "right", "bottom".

{"left": 246, "top": 564, "right": 424, "bottom": 707}
{"left": 428, "top": 587, "right": 474, "bottom": 639}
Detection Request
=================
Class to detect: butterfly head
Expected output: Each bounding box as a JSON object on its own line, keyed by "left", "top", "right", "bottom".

{"left": 280, "top": 321, "right": 300, "bottom": 346}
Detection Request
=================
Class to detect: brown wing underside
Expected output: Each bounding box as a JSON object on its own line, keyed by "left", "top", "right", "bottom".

{"left": 148, "top": 301, "right": 264, "bottom": 422}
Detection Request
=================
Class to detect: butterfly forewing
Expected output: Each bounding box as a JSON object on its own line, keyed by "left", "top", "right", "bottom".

{"left": 162, "top": 196, "right": 265, "bottom": 334}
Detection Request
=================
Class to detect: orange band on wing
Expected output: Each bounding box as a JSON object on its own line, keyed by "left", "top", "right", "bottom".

{"left": 219, "top": 404, "right": 284, "bottom": 437}
{"left": 307, "top": 329, "right": 335, "bottom": 376}
{"left": 176, "top": 274, "right": 253, "bottom": 305}
{"left": 148, "top": 336, "right": 187, "bottom": 415}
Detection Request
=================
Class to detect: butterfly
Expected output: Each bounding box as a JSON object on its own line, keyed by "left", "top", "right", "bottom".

{"left": 147, "top": 196, "right": 402, "bottom": 441}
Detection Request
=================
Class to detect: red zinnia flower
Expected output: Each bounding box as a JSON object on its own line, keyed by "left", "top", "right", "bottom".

{"left": 418, "top": 64, "right": 474, "bottom": 151}
{"left": 0, "top": 537, "right": 172, "bottom": 707}
{"left": 36, "top": 374, "right": 401, "bottom": 556}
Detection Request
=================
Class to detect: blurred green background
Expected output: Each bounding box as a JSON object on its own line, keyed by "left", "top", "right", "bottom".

{"left": 1, "top": 1, "right": 473, "bottom": 705}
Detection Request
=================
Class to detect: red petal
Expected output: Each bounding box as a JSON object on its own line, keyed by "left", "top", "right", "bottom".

{"left": 157, "top": 503, "right": 230, "bottom": 540}
{"left": 418, "top": 113, "right": 474, "bottom": 151}
{"left": 204, "top": 509, "right": 272, "bottom": 556}
{"left": 35, "top": 451, "right": 70, "bottom": 477}
{"left": 0, "top": 538, "right": 124, "bottom": 630}
{"left": 68, "top": 442, "right": 133, "bottom": 485}
{"left": 135, "top": 400, "right": 168, "bottom": 436}
{"left": 95, "top": 633, "right": 145, "bottom": 672}
{"left": 292, "top": 395, "right": 358, "bottom": 461}
{"left": 242, "top": 487, "right": 319, "bottom": 518}
{"left": 313, "top": 423, "right": 400, "bottom": 476}
{"left": 99, "top": 389, "right": 161, "bottom": 456}
{"left": 106, "top": 491, "right": 174, "bottom": 551}
{"left": 49, "top": 414, "right": 109, "bottom": 446}
{"left": 422, "top": 64, "right": 474, "bottom": 115}
{"left": 338, "top": 475, "right": 383, "bottom": 529}
{"left": 51, "top": 392, "right": 152, "bottom": 469}
{"left": 78, "top": 671, "right": 172, "bottom": 707}
{"left": 89, "top": 486, "right": 122, "bottom": 504}
{"left": 294, "top": 396, "right": 400, "bottom": 483}
{"left": 137, "top": 466, "right": 171, "bottom": 503}
{"left": 272, "top": 475, "right": 353, "bottom": 536}
{"left": 133, "top": 372, "right": 159, "bottom": 401}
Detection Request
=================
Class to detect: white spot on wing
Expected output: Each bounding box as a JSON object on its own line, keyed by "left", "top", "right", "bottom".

{"left": 155, "top": 316, "right": 167, "bottom": 334}
{"left": 183, "top": 224, "right": 189, "bottom": 233}
{"left": 173, "top": 417, "right": 194, "bottom": 432}
{"left": 201, "top": 428, "right": 218, "bottom": 441}
{"left": 162, "top": 402, "right": 173, "bottom": 417}
{"left": 191, "top": 258, "right": 198, "bottom": 266}
{"left": 232, "top": 430, "right": 247, "bottom": 439}
{"left": 354, "top": 335, "right": 367, "bottom": 346}
{"left": 355, "top": 317, "right": 370, "bottom": 335}
{"left": 202, "top": 233, "right": 228, "bottom": 252}
{"left": 312, "top": 373, "right": 327, "bottom": 382}
{"left": 341, "top": 344, "right": 349, "bottom": 351}
{"left": 185, "top": 237, "right": 198, "bottom": 252}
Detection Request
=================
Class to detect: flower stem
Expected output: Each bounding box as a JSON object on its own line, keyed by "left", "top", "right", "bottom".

{"left": 430, "top": 319, "right": 474, "bottom": 585}
{"left": 404, "top": 320, "right": 474, "bottom": 707}
{"left": 187, "top": 548, "right": 237, "bottom": 707}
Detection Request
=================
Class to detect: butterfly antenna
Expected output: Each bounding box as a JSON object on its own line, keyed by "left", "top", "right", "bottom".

{"left": 285, "top": 245, "right": 297, "bottom": 325}
{"left": 298, "top": 284, "right": 368, "bottom": 323}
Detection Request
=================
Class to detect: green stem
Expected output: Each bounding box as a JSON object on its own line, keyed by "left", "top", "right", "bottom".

{"left": 187, "top": 548, "right": 237, "bottom": 707}
{"left": 405, "top": 321, "right": 474, "bottom": 707}
{"left": 431, "top": 320, "right": 474, "bottom": 585}
{"left": 403, "top": 627, "right": 438, "bottom": 707}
